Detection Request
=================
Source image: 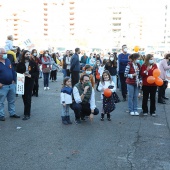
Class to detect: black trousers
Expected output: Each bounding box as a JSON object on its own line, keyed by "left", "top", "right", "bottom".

{"left": 158, "top": 80, "right": 168, "bottom": 100}
{"left": 22, "top": 78, "right": 34, "bottom": 116}
{"left": 51, "top": 70, "right": 57, "bottom": 80}
{"left": 119, "top": 73, "right": 127, "bottom": 99}
{"left": 66, "top": 69, "right": 70, "bottom": 77}
{"left": 71, "top": 71, "right": 79, "bottom": 87}
{"left": 70, "top": 102, "right": 99, "bottom": 120}
{"left": 32, "top": 77, "right": 39, "bottom": 95}
{"left": 142, "top": 85, "right": 157, "bottom": 114}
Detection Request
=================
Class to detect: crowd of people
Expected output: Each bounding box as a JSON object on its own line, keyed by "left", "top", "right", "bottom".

{"left": 0, "top": 35, "right": 170, "bottom": 124}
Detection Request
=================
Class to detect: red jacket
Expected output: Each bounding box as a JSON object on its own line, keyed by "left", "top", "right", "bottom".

{"left": 140, "top": 64, "right": 158, "bottom": 86}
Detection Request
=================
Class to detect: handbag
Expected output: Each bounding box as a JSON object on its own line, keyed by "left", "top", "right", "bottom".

{"left": 103, "top": 94, "right": 115, "bottom": 114}
{"left": 42, "top": 67, "right": 50, "bottom": 73}
{"left": 112, "top": 92, "right": 121, "bottom": 103}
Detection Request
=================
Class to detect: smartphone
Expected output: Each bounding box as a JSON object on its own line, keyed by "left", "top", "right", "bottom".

{"left": 108, "top": 85, "right": 114, "bottom": 89}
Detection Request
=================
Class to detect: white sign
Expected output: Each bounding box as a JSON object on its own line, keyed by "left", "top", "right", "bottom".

{"left": 16, "top": 73, "right": 25, "bottom": 95}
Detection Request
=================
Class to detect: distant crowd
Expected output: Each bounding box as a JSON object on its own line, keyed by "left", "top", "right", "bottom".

{"left": 0, "top": 34, "right": 170, "bottom": 124}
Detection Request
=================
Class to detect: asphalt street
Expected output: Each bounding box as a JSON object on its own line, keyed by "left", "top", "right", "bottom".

{"left": 0, "top": 72, "right": 170, "bottom": 170}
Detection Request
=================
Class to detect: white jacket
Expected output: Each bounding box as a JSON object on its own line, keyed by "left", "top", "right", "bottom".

{"left": 98, "top": 80, "right": 116, "bottom": 99}
{"left": 5, "top": 40, "right": 15, "bottom": 51}
{"left": 98, "top": 65, "right": 105, "bottom": 77}
{"left": 60, "top": 92, "right": 72, "bottom": 104}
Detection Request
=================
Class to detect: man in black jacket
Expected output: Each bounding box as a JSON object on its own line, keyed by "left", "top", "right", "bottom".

{"left": 70, "top": 48, "right": 80, "bottom": 87}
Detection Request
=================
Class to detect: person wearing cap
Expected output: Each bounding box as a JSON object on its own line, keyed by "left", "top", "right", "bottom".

{"left": 0, "top": 48, "right": 20, "bottom": 121}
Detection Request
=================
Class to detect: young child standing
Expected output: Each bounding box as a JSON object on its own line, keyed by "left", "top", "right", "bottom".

{"left": 5, "top": 35, "right": 17, "bottom": 62}
{"left": 98, "top": 70, "right": 116, "bottom": 121}
{"left": 60, "top": 77, "right": 73, "bottom": 125}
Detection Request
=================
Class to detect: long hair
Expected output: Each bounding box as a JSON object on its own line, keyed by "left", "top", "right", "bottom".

{"left": 128, "top": 53, "right": 140, "bottom": 61}
{"left": 21, "top": 50, "right": 30, "bottom": 63}
{"left": 31, "top": 49, "right": 37, "bottom": 55}
{"left": 144, "top": 54, "right": 154, "bottom": 66}
{"left": 101, "top": 70, "right": 112, "bottom": 84}
{"left": 51, "top": 53, "right": 57, "bottom": 63}
{"left": 108, "top": 54, "right": 117, "bottom": 67}
{"left": 62, "top": 77, "right": 71, "bottom": 88}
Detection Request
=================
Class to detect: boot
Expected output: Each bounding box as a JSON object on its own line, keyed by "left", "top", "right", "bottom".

{"left": 61, "top": 116, "right": 68, "bottom": 125}
{"left": 100, "top": 113, "right": 104, "bottom": 121}
{"left": 66, "top": 116, "right": 72, "bottom": 124}
{"left": 35, "top": 90, "right": 38, "bottom": 97}
{"left": 158, "top": 98, "right": 166, "bottom": 104}
{"left": 107, "top": 114, "right": 111, "bottom": 121}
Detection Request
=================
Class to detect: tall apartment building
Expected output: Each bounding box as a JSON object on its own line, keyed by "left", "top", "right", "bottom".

{"left": 1, "top": 0, "right": 170, "bottom": 51}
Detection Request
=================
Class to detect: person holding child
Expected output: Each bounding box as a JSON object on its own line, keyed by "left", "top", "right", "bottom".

{"left": 60, "top": 77, "right": 73, "bottom": 125}
{"left": 97, "top": 70, "right": 116, "bottom": 121}
{"left": 5, "top": 35, "right": 17, "bottom": 63}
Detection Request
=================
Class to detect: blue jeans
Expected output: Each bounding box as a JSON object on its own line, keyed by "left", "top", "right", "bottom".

{"left": 111, "top": 75, "right": 117, "bottom": 90}
{"left": 61, "top": 104, "right": 70, "bottom": 116}
{"left": 43, "top": 73, "right": 50, "bottom": 87}
{"left": 127, "top": 84, "right": 139, "bottom": 112}
{"left": 0, "top": 84, "right": 16, "bottom": 117}
{"left": 62, "top": 69, "right": 67, "bottom": 78}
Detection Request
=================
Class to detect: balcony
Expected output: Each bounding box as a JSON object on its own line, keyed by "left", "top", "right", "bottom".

{"left": 70, "top": 17, "right": 74, "bottom": 20}
{"left": 70, "top": 7, "right": 74, "bottom": 10}
{"left": 69, "top": 1, "right": 75, "bottom": 4}
{"left": 44, "top": 8, "right": 48, "bottom": 11}
{"left": 44, "top": 13, "right": 48, "bottom": 16}
{"left": 70, "top": 12, "right": 74, "bottom": 15}
{"left": 44, "top": 18, "right": 48, "bottom": 21}
{"left": 14, "top": 19, "right": 19, "bottom": 21}
{"left": 112, "top": 29, "right": 121, "bottom": 32}
{"left": 44, "top": 3, "right": 47, "bottom": 6}
{"left": 44, "top": 28, "right": 48, "bottom": 31}
{"left": 44, "top": 33, "right": 48, "bottom": 36}
{"left": 70, "top": 23, "right": 74, "bottom": 26}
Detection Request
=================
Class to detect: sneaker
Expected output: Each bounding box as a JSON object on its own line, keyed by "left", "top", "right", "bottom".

{"left": 151, "top": 113, "right": 156, "bottom": 117}
{"left": 130, "top": 112, "right": 135, "bottom": 116}
{"left": 134, "top": 112, "right": 139, "bottom": 116}
{"left": 22, "top": 116, "right": 30, "bottom": 120}
{"left": 143, "top": 113, "right": 148, "bottom": 116}
{"left": 81, "top": 117, "right": 87, "bottom": 122}
{"left": 100, "top": 117, "right": 104, "bottom": 121}
{"left": 47, "top": 87, "right": 50, "bottom": 90}
{"left": 75, "top": 119, "right": 81, "bottom": 124}
{"left": 122, "top": 98, "right": 126, "bottom": 102}
{"left": 10, "top": 114, "right": 20, "bottom": 118}
{"left": 107, "top": 118, "right": 111, "bottom": 121}
{"left": 44, "top": 87, "right": 47, "bottom": 90}
{"left": 0, "top": 116, "right": 5, "bottom": 121}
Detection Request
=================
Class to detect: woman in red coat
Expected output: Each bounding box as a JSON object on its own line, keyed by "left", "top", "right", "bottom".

{"left": 140, "top": 54, "right": 158, "bottom": 116}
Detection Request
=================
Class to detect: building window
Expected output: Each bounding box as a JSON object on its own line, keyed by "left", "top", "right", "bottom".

{"left": 112, "top": 23, "right": 121, "bottom": 26}
{"left": 113, "top": 17, "right": 121, "bottom": 20}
